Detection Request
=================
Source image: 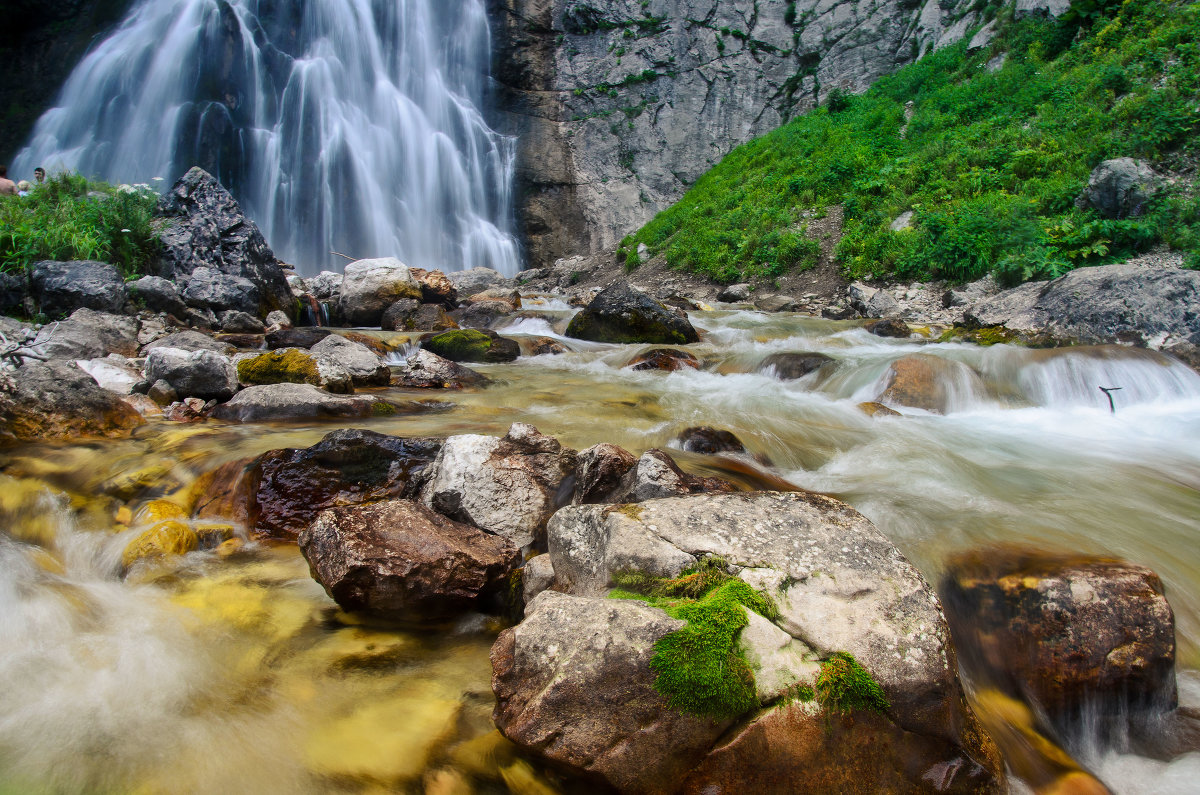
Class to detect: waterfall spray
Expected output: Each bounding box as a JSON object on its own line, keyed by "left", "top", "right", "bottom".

{"left": 13, "top": 0, "right": 521, "bottom": 277}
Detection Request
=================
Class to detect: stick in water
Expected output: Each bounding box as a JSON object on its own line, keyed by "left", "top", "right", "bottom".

{"left": 1099, "top": 386, "right": 1122, "bottom": 414}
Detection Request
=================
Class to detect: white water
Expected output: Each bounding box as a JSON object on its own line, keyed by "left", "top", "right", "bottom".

{"left": 13, "top": 0, "right": 521, "bottom": 277}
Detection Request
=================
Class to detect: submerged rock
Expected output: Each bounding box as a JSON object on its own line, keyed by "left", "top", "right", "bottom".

{"left": 879, "top": 354, "right": 983, "bottom": 414}
{"left": 626, "top": 348, "right": 700, "bottom": 372}
{"left": 941, "top": 548, "right": 1177, "bottom": 719}
{"left": 565, "top": 281, "right": 699, "bottom": 345}
{"left": 299, "top": 499, "right": 519, "bottom": 623}
{"left": 0, "top": 360, "right": 144, "bottom": 443}
{"left": 423, "top": 328, "right": 520, "bottom": 363}
{"left": 420, "top": 423, "right": 576, "bottom": 548}
{"left": 757, "top": 351, "right": 835, "bottom": 380}
{"left": 676, "top": 427, "right": 748, "bottom": 457}
{"left": 30, "top": 259, "right": 128, "bottom": 316}
{"left": 209, "top": 383, "right": 394, "bottom": 423}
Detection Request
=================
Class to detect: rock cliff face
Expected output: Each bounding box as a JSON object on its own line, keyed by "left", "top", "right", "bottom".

{"left": 489, "top": 0, "right": 992, "bottom": 267}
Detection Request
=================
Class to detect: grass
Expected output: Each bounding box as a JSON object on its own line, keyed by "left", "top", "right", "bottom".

{"left": 0, "top": 172, "right": 161, "bottom": 278}
{"left": 621, "top": 0, "right": 1200, "bottom": 285}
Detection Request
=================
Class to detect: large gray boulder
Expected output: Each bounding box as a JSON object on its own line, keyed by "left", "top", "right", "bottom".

{"left": 848, "top": 282, "right": 901, "bottom": 318}
{"left": 233, "top": 348, "right": 353, "bottom": 393}
{"left": 29, "top": 260, "right": 128, "bottom": 316}
{"left": 310, "top": 334, "right": 390, "bottom": 388}
{"left": 209, "top": 383, "right": 392, "bottom": 423}
{"left": 446, "top": 266, "right": 511, "bottom": 297}
{"left": 565, "top": 281, "right": 699, "bottom": 345}
{"left": 144, "top": 347, "right": 239, "bottom": 401}
{"left": 156, "top": 167, "right": 293, "bottom": 314}
{"left": 298, "top": 499, "right": 520, "bottom": 623}
{"left": 964, "top": 263, "right": 1200, "bottom": 347}
{"left": 129, "top": 275, "right": 189, "bottom": 318}
{"left": 142, "top": 330, "right": 236, "bottom": 356}
{"left": 337, "top": 258, "right": 422, "bottom": 327}
{"left": 182, "top": 267, "right": 260, "bottom": 315}
{"left": 1079, "top": 158, "right": 1161, "bottom": 219}
{"left": 392, "top": 348, "right": 489, "bottom": 389}
{"left": 27, "top": 308, "right": 139, "bottom": 361}
{"left": 421, "top": 423, "right": 576, "bottom": 548}
{"left": 0, "top": 360, "right": 144, "bottom": 444}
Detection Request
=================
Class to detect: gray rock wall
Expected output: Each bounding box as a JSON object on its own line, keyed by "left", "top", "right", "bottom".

{"left": 490, "top": 0, "right": 989, "bottom": 267}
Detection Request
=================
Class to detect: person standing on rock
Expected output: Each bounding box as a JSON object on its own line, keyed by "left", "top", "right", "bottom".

{"left": 33, "top": 167, "right": 45, "bottom": 185}
{"left": 0, "top": 166, "right": 16, "bottom": 196}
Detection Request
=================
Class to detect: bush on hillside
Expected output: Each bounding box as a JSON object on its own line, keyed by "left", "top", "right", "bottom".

{"left": 0, "top": 172, "right": 161, "bottom": 278}
{"left": 626, "top": 0, "right": 1200, "bottom": 285}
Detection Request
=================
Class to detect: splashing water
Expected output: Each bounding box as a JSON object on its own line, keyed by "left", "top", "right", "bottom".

{"left": 13, "top": 0, "right": 521, "bottom": 276}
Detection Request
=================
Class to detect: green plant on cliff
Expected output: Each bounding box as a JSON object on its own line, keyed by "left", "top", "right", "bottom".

{"left": 0, "top": 172, "right": 161, "bottom": 277}
{"left": 611, "top": 558, "right": 780, "bottom": 719}
{"left": 626, "top": 0, "right": 1200, "bottom": 284}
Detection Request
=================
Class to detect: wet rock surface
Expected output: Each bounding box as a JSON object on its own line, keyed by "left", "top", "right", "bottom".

{"left": 880, "top": 354, "right": 983, "bottom": 414}
{"left": 338, "top": 258, "right": 422, "bottom": 327}
{"left": 392, "top": 349, "right": 489, "bottom": 389}
{"left": 0, "top": 360, "right": 144, "bottom": 443}
{"left": 757, "top": 351, "right": 835, "bottom": 380}
{"left": 626, "top": 348, "right": 700, "bottom": 372}
{"left": 144, "top": 347, "right": 239, "bottom": 402}
{"left": 209, "top": 383, "right": 391, "bottom": 423}
{"left": 299, "top": 498, "right": 519, "bottom": 623}
{"left": 566, "top": 281, "right": 699, "bottom": 345}
{"left": 422, "top": 328, "right": 520, "bottom": 364}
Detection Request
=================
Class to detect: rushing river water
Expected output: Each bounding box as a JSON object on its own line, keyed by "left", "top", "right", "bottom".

{"left": 2, "top": 307, "right": 1199, "bottom": 793}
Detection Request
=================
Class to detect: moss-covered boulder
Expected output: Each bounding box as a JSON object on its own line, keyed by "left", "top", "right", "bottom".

{"left": 234, "top": 348, "right": 352, "bottom": 393}
{"left": 565, "top": 281, "right": 699, "bottom": 345}
{"left": 422, "top": 329, "right": 520, "bottom": 363}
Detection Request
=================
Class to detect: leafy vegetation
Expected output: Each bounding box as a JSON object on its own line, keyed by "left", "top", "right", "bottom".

{"left": 0, "top": 172, "right": 161, "bottom": 277}
{"left": 622, "top": 1, "right": 1200, "bottom": 285}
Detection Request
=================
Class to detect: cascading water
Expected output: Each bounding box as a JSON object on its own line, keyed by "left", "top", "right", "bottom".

{"left": 12, "top": 0, "right": 521, "bottom": 277}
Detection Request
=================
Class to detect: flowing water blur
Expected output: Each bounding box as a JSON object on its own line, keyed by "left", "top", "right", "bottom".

{"left": 12, "top": 0, "right": 520, "bottom": 276}
{"left": 2, "top": 308, "right": 1199, "bottom": 792}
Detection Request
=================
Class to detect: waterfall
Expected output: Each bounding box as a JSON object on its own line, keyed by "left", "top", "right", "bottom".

{"left": 12, "top": 0, "right": 521, "bottom": 277}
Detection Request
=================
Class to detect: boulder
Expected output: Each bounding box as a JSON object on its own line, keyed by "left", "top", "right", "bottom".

{"left": 849, "top": 282, "right": 900, "bottom": 318}
{"left": 526, "top": 492, "right": 1003, "bottom": 792}
{"left": 121, "top": 520, "right": 198, "bottom": 570}
{"left": 217, "top": 310, "right": 266, "bottom": 334}
{"left": 758, "top": 351, "right": 835, "bottom": 380}
{"left": 307, "top": 271, "right": 342, "bottom": 300}
{"left": 864, "top": 318, "right": 911, "bottom": 338}
{"left": 209, "top": 383, "right": 394, "bottom": 423}
{"left": 0, "top": 271, "right": 25, "bottom": 314}
{"left": 0, "top": 360, "right": 144, "bottom": 443}
{"left": 491, "top": 591, "right": 731, "bottom": 792}
{"left": 218, "top": 429, "right": 442, "bottom": 539}
{"left": 521, "top": 554, "right": 556, "bottom": 603}
{"left": 1079, "top": 158, "right": 1161, "bottom": 219}
{"left": 941, "top": 548, "right": 1177, "bottom": 718}
{"left": 144, "top": 347, "right": 239, "bottom": 401}
{"left": 129, "top": 275, "right": 188, "bottom": 317}
{"left": 565, "top": 281, "right": 699, "bottom": 345}
{"left": 754, "top": 294, "right": 796, "bottom": 313}
{"left": 529, "top": 336, "right": 567, "bottom": 356}
{"left": 615, "top": 449, "right": 737, "bottom": 503}
{"left": 717, "top": 283, "right": 751, "bottom": 303}
{"left": 234, "top": 348, "right": 352, "bottom": 393}
{"left": 142, "top": 330, "right": 236, "bottom": 356}
{"left": 409, "top": 268, "right": 458, "bottom": 308}
{"left": 264, "top": 310, "right": 291, "bottom": 330}
{"left": 338, "top": 258, "right": 422, "bottom": 327}
{"left": 381, "top": 298, "right": 421, "bottom": 331}
{"left": 458, "top": 299, "right": 517, "bottom": 330}
{"left": 392, "top": 349, "right": 489, "bottom": 389}
{"left": 75, "top": 355, "right": 142, "bottom": 395}
{"left": 182, "top": 267, "right": 260, "bottom": 315}
{"left": 421, "top": 423, "right": 576, "bottom": 548}
{"left": 879, "top": 354, "right": 984, "bottom": 414}
{"left": 298, "top": 499, "right": 520, "bottom": 623}
{"left": 423, "top": 329, "right": 520, "bottom": 363}
{"left": 447, "top": 266, "right": 510, "bottom": 297}
{"left": 942, "top": 275, "right": 1000, "bottom": 309}
{"left": 29, "top": 260, "right": 128, "bottom": 316}
{"left": 676, "top": 427, "right": 748, "bottom": 457}
{"left": 27, "top": 308, "right": 139, "bottom": 360}
{"left": 572, "top": 443, "right": 638, "bottom": 505}
{"left": 626, "top": 348, "right": 700, "bottom": 372}
{"left": 266, "top": 327, "right": 331, "bottom": 349}
{"left": 156, "top": 167, "right": 293, "bottom": 313}
{"left": 310, "top": 334, "right": 391, "bottom": 388}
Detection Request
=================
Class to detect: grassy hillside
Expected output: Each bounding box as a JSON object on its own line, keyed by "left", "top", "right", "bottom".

{"left": 619, "top": 0, "right": 1200, "bottom": 286}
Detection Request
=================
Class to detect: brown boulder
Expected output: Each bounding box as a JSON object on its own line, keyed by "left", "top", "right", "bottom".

{"left": 941, "top": 548, "right": 1177, "bottom": 718}
{"left": 879, "top": 354, "right": 983, "bottom": 413}
{"left": 0, "top": 361, "right": 144, "bottom": 444}
{"left": 676, "top": 427, "right": 747, "bottom": 457}
{"left": 627, "top": 348, "right": 700, "bottom": 372}
{"left": 573, "top": 443, "right": 638, "bottom": 504}
{"left": 299, "top": 499, "right": 519, "bottom": 623}
{"left": 757, "top": 351, "right": 834, "bottom": 380}
{"left": 409, "top": 268, "right": 459, "bottom": 308}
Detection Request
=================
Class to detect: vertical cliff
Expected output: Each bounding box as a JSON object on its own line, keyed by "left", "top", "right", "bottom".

{"left": 489, "top": 0, "right": 997, "bottom": 268}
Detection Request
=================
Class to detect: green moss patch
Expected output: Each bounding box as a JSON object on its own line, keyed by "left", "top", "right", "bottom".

{"left": 236, "top": 349, "right": 319, "bottom": 386}
{"left": 814, "top": 651, "right": 890, "bottom": 714}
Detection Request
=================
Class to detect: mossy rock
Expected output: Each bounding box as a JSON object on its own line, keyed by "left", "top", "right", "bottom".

{"left": 236, "top": 348, "right": 321, "bottom": 386}
{"left": 423, "top": 329, "right": 520, "bottom": 363}
{"left": 122, "top": 520, "right": 198, "bottom": 569}
{"left": 565, "top": 281, "right": 699, "bottom": 345}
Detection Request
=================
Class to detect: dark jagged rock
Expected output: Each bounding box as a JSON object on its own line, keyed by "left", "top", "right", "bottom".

{"left": 381, "top": 298, "right": 420, "bottom": 331}
{"left": 30, "top": 260, "right": 128, "bottom": 316}
{"left": 565, "top": 281, "right": 699, "bottom": 345}
{"left": 676, "top": 427, "right": 747, "bottom": 456}
{"left": 0, "top": 360, "right": 144, "bottom": 444}
{"left": 941, "top": 548, "right": 1177, "bottom": 720}
{"left": 155, "top": 167, "right": 292, "bottom": 314}
{"left": 266, "top": 327, "right": 331, "bottom": 349}
{"left": 865, "top": 317, "right": 911, "bottom": 338}
{"left": 1079, "top": 158, "right": 1161, "bottom": 219}
{"left": 182, "top": 267, "right": 260, "bottom": 315}
{"left": 299, "top": 498, "right": 519, "bottom": 623}
{"left": 0, "top": 271, "right": 25, "bottom": 314}
{"left": 130, "top": 275, "right": 189, "bottom": 317}
{"left": 572, "top": 442, "right": 637, "bottom": 504}
{"left": 758, "top": 351, "right": 835, "bottom": 380}
{"left": 423, "top": 328, "right": 520, "bottom": 363}
{"left": 626, "top": 348, "right": 700, "bottom": 372}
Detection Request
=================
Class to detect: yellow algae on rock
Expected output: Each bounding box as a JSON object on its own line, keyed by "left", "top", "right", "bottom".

{"left": 499, "top": 759, "right": 561, "bottom": 795}
{"left": 0, "top": 476, "right": 62, "bottom": 547}
{"left": 122, "top": 520, "right": 198, "bottom": 569}
{"left": 305, "top": 683, "right": 461, "bottom": 784}
{"left": 290, "top": 626, "right": 416, "bottom": 676}
{"left": 195, "top": 523, "right": 236, "bottom": 548}
{"left": 215, "top": 538, "right": 245, "bottom": 557}
{"left": 132, "top": 499, "right": 188, "bottom": 526}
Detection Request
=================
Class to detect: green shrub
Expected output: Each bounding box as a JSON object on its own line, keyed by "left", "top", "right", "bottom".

{"left": 0, "top": 172, "right": 161, "bottom": 277}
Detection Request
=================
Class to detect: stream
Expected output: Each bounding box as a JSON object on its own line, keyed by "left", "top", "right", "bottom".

{"left": 2, "top": 305, "right": 1199, "bottom": 793}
